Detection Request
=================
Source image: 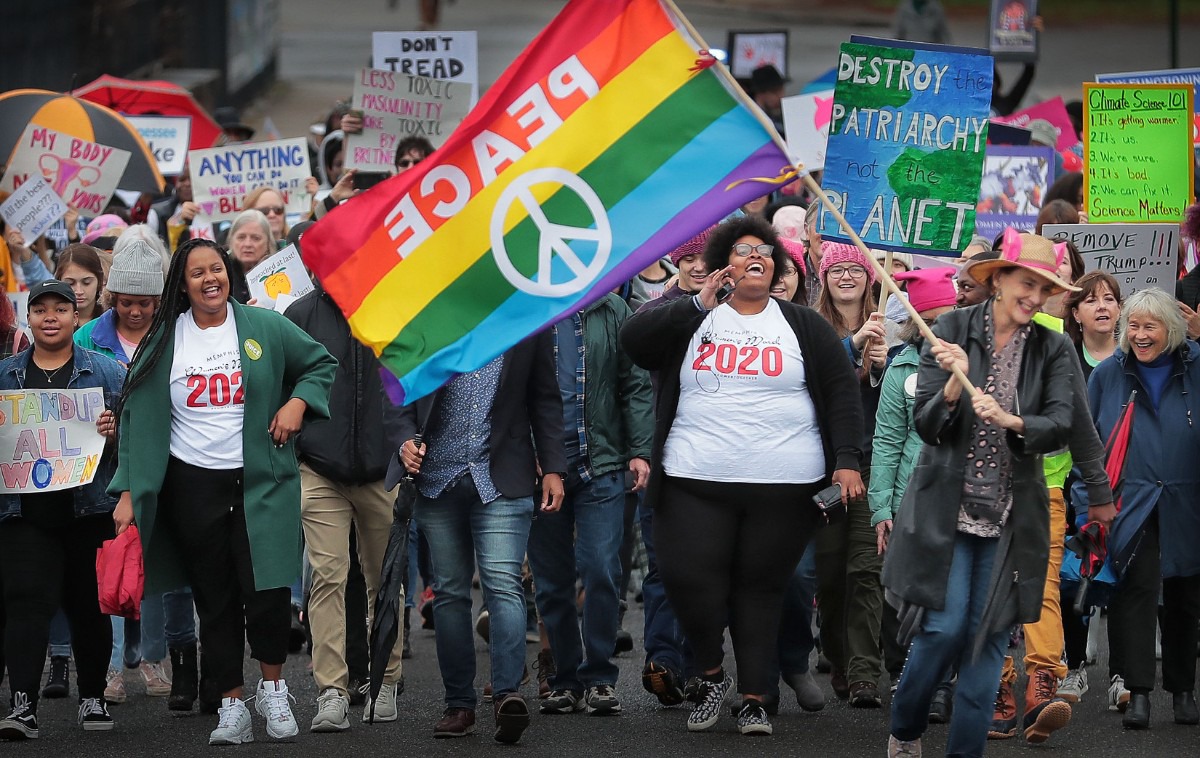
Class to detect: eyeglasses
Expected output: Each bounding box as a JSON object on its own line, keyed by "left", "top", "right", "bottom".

{"left": 731, "top": 243, "right": 773, "bottom": 257}
{"left": 257, "top": 205, "right": 285, "bottom": 216}
{"left": 396, "top": 158, "right": 423, "bottom": 168}
{"left": 780, "top": 266, "right": 799, "bottom": 277}
{"left": 827, "top": 266, "right": 867, "bottom": 280}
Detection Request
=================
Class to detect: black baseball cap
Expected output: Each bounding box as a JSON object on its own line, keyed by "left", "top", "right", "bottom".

{"left": 28, "top": 280, "right": 78, "bottom": 309}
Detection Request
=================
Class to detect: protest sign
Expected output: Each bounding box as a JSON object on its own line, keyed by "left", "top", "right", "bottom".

{"left": 346, "top": 68, "right": 471, "bottom": 171}
{"left": 6, "top": 292, "right": 29, "bottom": 337}
{"left": 1083, "top": 84, "right": 1193, "bottom": 224}
{"left": 372, "top": 31, "right": 478, "bottom": 105}
{"left": 817, "top": 37, "right": 993, "bottom": 256}
{"left": 994, "top": 96, "right": 1079, "bottom": 151}
{"left": 0, "top": 388, "right": 106, "bottom": 494}
{"left": 986, "top": 121, "right": 1032, "bottom": 146}
{"left": 1097, "top": 67, "right": 1200, "bottom": 145}
{"left": 126, "top": 116, "right": 191, "bottom": 176}
{"left": 246, "top": 244, "right": 314, "bottom": 308}
{"left": 2, "top": 125, "right": 131, "bottom": 216}
{"left": 989, "top": 0, "right": 1038, "bottom": 62}
{"left": 1043, "top": 223, "right": 1178, "bottom": 295}
{"left": 975, "top": 145, "right": 1054, "bottom": 242}
{"left": 726, "top": 30, "right": 788, "bottom": 80}
{"left": 0, "top": 176, "right": 68, "bottom": 242}
{"left": 781, "top": 91, "right": 833, "bottom": 171}
{"left": 187, "top": 138, "right": 312, "bottom": 223}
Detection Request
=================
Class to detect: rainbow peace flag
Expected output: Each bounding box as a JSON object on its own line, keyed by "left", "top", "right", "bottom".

{"left": 302, "top": 0, "right": 792, "bottom": 405}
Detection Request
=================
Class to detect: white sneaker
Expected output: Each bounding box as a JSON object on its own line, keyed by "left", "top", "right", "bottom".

{"left": 310, "top": 688, "right": 350, "bottom": 733}
{"left": 1058, "top": 667, "right": 1089, "bottom": 703}
{"left": 362, "top": 681, "right": 399, "bottom": 723}
{"left": 255, "top": 679, "right": 299, "bottom": 740}
{"left": 1107, "top": 674, "right": 1131, "bottom": 713}
{"left": 209, "top": 697, "right": 253, "bottom": 745}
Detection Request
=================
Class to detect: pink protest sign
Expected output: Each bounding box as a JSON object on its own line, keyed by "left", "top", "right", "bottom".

{"left": 994, "top": 96, "right": 1080, "bottom": 152}
{"left": 2, "top": 124, "right": 132, "bottom": 216}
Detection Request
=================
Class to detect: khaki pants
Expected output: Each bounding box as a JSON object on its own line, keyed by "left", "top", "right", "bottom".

{"left": 300, "top": 464, "right": 403, "bottom": 694}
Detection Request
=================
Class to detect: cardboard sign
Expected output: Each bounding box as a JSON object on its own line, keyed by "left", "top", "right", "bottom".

{"left": 6, "top": 292, "right": 29, "bottom": 337}
{"left": 726, "top": 30, "right": 789, "bottom": 80}
{"left": 0, "top": 388, "right": 107, "bottom": 494}
{"left": 781, "top": 91, "right": 833, "bottom": 171}
{"left": 126, "top": 116, "right": 191, "bottom": 176}
{"left": 817, "top": 37, "right": 993, "bottom": 256}
{"left": 975, "top": 145, "right": 1055, "bottom": 242}
{"left": 246, "top": 244, "right": 314, "bottom": 308}
{"left": 994, "top": 96, "right": 1079, "bottom": 152}
{"left": 372, "top": 31, "right": 479, "bottom": 105}
{"left": 0, "top": 176, "right": 68, "bottom": 242}
{"left": 1083, "top": 84, "right": 1194, "bottom": 223}
{"left": 1043, "top": 223, "right": 1178, "bottom": 295}
{"left": 989, "top": 0, "right": 1038, "bottom": 62}
{"left": 187, "top": 138, "right": 312, "bottom": 223}
{"left": 1097, "top": 68, "right": 1200, "bottom": 114}
{"left": 346, "top": 68, "right": 471, "bottom": 171}
{"left": 2, "top": 125, "right": 131, "bottom": 216}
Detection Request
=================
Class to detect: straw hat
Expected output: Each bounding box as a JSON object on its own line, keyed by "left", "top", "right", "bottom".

{"left": 968, "top": 228, "right": 1080, "bottom": 293}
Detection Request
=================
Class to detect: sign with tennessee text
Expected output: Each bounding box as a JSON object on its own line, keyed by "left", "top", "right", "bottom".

{"left": 126, "top": 116, "right": 192, "bottom": 176}
{"left": 1083, "top": 83, "right": 1193, "bottom": 223}
{"left": 0, "top": 389, "right": 107, "bottom": 494}
{"left": 0, "top": 175, "right": 69, "bottom": 242}
{"left": 372, "top": 31, "right": 479, "bottom": 105}
{"left": 2, "top": 124, "right": 131, "bottom": 216}
{"left": 346, "top": 68, "right": 471, "bottom": 171}
{"left": 818, "top": 37, "right": 993, "bottom": 256}
{"left": 187, "top": 137, "right": 312, "bottom": 223}
{"left": 1043, "top": 223, "right": 1178, "bottom": 295}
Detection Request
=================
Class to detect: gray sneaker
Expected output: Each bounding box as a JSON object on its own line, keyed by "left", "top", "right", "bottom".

{"left": 888, "top": 734, "right": 923, "bottom": 757}
{"left": 540, "top": 689, "right": 584, "bottom": 714}
{"left": 310, "top": 688, "right": 350, "bottom": 733}
{"left": 1058, "top": 667, "right": 1089, "bottom": 703}
{"left": 784, "top": 670, "right": 825, "bottom": 712}
{"left": 209, "top": 698, "right": 253, "bottom": 745}
{"left": 363, "top": 681, "right": 399, "bottom": 723}
{"left": 583, "top": 685, "right": 621, "bottom": 716}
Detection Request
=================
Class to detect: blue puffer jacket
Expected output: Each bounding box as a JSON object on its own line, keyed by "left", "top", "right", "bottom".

{"left": 0, "top": 344, "right": 126, "bottom": 521}
{"left": 1074, "top": 342, "right": 1200, "bottom": 578}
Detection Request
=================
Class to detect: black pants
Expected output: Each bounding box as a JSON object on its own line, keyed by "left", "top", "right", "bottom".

{"left": 655, "top": 476, "right": 820, "bottom": 696}
{"left": 1060, "top": 588, "right": 1090, "bottom": 670}
{"left": 1109, "top": 515, "right": 1200, "bottom": 693}
{"left": 0, "top": 513, "right": 112, "bottom": 709}
{"left": 159, "top": 458, "right": 290, "bottom": 694}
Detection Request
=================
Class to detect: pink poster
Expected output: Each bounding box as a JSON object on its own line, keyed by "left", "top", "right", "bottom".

{"left": 994, "top": 97, "right": 1080, "bottom": 152}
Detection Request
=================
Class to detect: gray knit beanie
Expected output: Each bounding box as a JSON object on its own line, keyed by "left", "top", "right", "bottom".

{"left": 107, "top": 238, "right": 165, "bottom": 296}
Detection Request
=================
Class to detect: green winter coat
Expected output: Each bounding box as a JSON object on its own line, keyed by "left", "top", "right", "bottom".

{"left": 867, "top": 343, "right": 923, "bottom": 527}
{"left": 109, "top": 301, "right": 337, "bottom": 593}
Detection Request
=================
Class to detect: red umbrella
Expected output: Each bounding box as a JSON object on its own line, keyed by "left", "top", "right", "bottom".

{"left": 1103, "top": 388, "right": 1138, "bottom": 513}
{"left": 72, "top": 75, "right": 222, "bottom": 151}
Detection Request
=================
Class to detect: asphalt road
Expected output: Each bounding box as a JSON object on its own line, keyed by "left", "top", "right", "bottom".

{"left": 5, "top": 606, "right": 1197, "bottom": 757}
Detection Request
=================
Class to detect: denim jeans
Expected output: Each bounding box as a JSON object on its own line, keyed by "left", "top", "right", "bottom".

{"left": 139, "top": 588, "right": 197, "bottom": 662}
{"left": 891, "top": 534, "right": 1009, "bottom": 758}
{"left": 110, "top": 617, "right": 141, "bottom": 669}
{"left": 637, "top": 498, "right": 692, "bottom": 677}
{"left": 766, "top": 542, "right": 818, "bottom": 700}
{"left": 416, "top": 474, "right": 534, "bottom": 709}
{"left": 48, "top": 610, "right": 72, "bottom": 658}
{"left": 528, "top": 470, "right": 624, "bottom": 691}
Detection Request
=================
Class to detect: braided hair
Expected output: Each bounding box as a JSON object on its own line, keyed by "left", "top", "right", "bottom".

{"left": 114, "top": 238, "right": 234, "bottom": 426}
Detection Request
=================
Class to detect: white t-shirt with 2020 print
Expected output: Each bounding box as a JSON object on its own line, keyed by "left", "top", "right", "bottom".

{"left": 169, "top": 304, "right": 245, "bottom": 468}
{"left": 662, "top": 298, "right": 826, "bottom": 484}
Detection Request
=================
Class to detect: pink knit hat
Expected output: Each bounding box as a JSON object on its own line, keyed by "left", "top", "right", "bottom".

{"left": 780, "top": 238, "right": 806, "bottom": 274}
{"left": 819, "top": 241, "right": 875, "bottom": 285}
{"left": 82, "top": 214, "right": 128, "bottom": 244}
{"left": 894, "top": 267, "right": 957, "bottom": 314}
{"left": 668, "top": 225, "right": 715, "bottom": 265}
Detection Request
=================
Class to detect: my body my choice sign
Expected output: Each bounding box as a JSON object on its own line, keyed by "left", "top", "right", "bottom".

{"left": 0, "top": 388, "right": 107, "bottom": 494}
{"left": 817, "top": 37, "right": 992, "bottom": 256}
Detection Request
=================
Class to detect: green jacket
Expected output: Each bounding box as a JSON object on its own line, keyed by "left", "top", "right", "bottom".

{"left": 572, "top": 294, "right": 654, "bottom": 476}
{"left": 868, "top": 343, "right": 923, "bottom": 527}
{"left": 110, "top": 302, "right": 337, "bottom": 593}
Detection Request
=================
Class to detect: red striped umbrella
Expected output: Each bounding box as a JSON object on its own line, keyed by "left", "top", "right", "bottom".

{"left": 72, "top": 75, "right": 222, "bottom": 151}
{"left": 0, "top": 89, "right": 164, "bottom": 193}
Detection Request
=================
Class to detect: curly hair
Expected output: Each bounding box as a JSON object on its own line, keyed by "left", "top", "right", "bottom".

{"left": 701, "top": 215, "right": 789, "bottom": 288}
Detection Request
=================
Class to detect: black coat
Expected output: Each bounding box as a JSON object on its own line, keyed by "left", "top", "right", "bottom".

{"left": 620, "top": 296, "right": 864, "bottom": 509}
{"left": 286, "top": 287, "right": 403, "bottom": 485}
{"left": 386, "top": 330, "right": 567, "bottom": 498}
{"left": 882, "top": 304, "right": 1076, "bottom": 633}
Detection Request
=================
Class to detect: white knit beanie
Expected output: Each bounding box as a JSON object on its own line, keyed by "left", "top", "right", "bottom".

{"left": 107, "top": 238, "right": 165, "bottom": 296}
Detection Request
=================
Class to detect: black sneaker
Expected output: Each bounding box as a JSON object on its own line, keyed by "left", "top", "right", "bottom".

{"left": 42, "top": 656, "right": 70, "bottom": 699}
{"left": 0, "top": 693, "right": 38, "bottom": 740}
{"left": 683, "top": 676, "right": 703, "bottom": 704}
{"left": 641, "top": 661, "right": 684, "bottom": 707}
{"left": 584, "top": 684, "right": 622, "bottom": 716}
{"left": 687, "top": 672, "right": 733, "bottom": 732}
{"left": 612, "top": 629, "right": 634, "bottom": 655}
{"left": 78, "top": 697, "right": 114, "bottom": 731}
{"left": 736, "top": 699, "right": 773, "bottom": 736}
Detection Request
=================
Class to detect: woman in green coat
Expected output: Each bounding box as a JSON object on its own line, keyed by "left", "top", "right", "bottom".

{"left": 110, "top": 239, "right": 336, "bottom": 746}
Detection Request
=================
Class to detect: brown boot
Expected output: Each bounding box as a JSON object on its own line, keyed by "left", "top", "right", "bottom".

{"left": 534, "top": 649, "right": 556, "bottom": 699}
{"left": 987, "top": 679, "right": 1018, "bottom": 739}
{"left": 1022, "top": 669, "right": 1072, "bottom": 743}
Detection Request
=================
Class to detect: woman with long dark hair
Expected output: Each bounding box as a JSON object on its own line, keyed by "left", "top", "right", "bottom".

{"left": 109, "top": 239, "right": 336, "bottom": 745}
